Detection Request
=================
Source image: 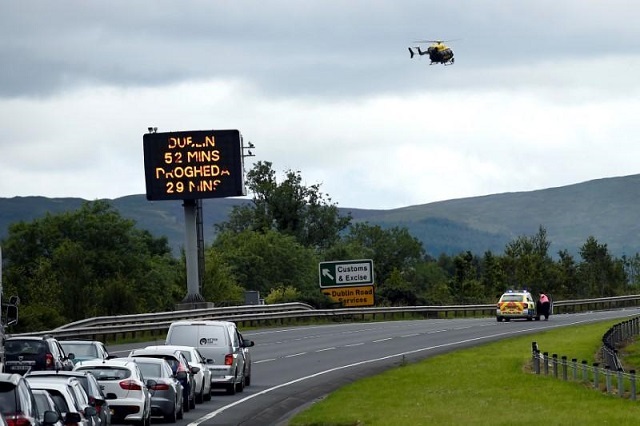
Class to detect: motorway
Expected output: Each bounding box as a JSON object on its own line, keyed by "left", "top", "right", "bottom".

{"left": 107, "top": 308, "right": 640, "bottom": 425}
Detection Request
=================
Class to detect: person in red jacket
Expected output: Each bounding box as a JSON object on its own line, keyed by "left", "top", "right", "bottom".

{"left": 538, "top": 292, "right": 551, "bottom": 320}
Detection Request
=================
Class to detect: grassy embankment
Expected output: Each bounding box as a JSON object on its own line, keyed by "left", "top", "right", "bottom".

{"left": 289, "top": 319, "right": 640, "bottom": 426}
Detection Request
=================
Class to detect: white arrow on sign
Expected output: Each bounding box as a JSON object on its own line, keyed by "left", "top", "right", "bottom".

{"left": 322, "top": 269, "right": 334, "bottom": 281}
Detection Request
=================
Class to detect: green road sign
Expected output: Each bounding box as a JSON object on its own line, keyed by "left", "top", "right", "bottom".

{"left": 319, "top": 259, "right": 374, "bottom": 288}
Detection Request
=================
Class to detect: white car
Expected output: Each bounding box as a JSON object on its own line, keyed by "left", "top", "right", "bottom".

{"left": 24, "top": 376, "right": 97, "bottom": 426}
{"left": 74, "top": 359, "right": 152, "bottom": 426}
{"left": 144, "top": 345, "right": 212, "bottom": 403}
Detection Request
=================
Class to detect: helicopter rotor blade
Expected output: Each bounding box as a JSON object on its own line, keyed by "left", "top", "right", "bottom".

{"left": 413, "top": 39, "right": 460, "bottom": 44}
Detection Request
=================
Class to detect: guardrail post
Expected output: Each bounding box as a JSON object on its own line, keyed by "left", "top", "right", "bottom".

{"left": 631, "top": 370, "right": 637, "bottom": 401}
{"left": 618, "top": 368, "right": 624, "bottom": 397}
{"left": 605, "top": 366, "right": 612, "bottom": 394}
{"left": 543, "top": 352, "right": 549, "bottom": 375}
{"left": 594, "top": 363, "right": 600, "bottom": 390}
{"left": 532, "top": 342, "right": 540, "bottom": 374}
{"left": 582, "top": 360, "right": 588, "bottom": 381}
{"left": 562, "top": 356, "right": 568, "bottom": 381}
{"left": 552, "top": 354, "right": 558, "bottom": 378}
{"left": 572, "top": 358, "right": 578, "bottom": 381}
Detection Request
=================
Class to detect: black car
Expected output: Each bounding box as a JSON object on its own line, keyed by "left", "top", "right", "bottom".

{"left": 25, "top": 371, "right": 111, "bottom": 426}
{"left": 0, "top": 373, "right": 59, "bottom": 426}
{"left": 4, "top": 337, "right": 75, "bottom": 375}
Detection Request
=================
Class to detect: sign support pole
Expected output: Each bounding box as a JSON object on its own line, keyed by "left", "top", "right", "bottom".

{"left": 182, "top": 199, "right": 205, "bottom": 304}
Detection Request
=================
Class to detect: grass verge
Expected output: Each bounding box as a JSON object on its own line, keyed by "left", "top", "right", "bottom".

{"left": 288, "top": 319, "right": 640, "bottom": 426}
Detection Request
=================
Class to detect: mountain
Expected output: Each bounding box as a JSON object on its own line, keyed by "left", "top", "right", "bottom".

{"left": 2, "top": 174, "right": 640, "bottom": 258}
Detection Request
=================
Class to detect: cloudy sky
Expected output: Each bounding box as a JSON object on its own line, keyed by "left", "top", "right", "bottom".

{"left": 2, "top": 1, "right": 639, "bottom": 210}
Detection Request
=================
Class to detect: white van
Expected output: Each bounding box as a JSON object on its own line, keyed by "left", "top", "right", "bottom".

{"left": 165, "top": 320, "right": 254, "bottom": 395}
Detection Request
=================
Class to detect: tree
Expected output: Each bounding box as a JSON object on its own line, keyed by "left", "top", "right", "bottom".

{"left": 1, "top": 200, "right": 180, "bottom": 330}
{"left": 216, "top": 161, "right": 351, "bottom": 249}
{"left": 212, "top": 229, "right": 319, "bottom": 299}
{"left": 578, "top": 236, "right": 626, "bottom": 297}
{"left": 501, "top": 226, "right": 554, "bottom": 294}
{"left": 342, "top": 223, "right": 424, "bottom": 286}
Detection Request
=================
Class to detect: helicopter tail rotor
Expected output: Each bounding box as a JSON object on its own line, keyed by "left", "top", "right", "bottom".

{"left": 408, "top": 47, "right": 415, "bottom": 59}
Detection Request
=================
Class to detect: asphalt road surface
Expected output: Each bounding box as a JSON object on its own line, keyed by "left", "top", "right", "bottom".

{"left": 107, "top": 308, "right": 640, "bottom": 425}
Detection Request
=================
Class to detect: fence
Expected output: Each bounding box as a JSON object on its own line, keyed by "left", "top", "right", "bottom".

{"left": 531, "top": 316, "right": 640, "bottom": 400}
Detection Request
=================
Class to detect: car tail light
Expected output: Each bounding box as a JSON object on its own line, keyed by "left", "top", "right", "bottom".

{"left": 45, "top": 353, "right": 54, "bottom": 368}
{"left": 119, "top": 379, "right": 142, "bottom": 391}
{"left": 151, "top": 383, "right": 170, "bottom": 391}
{"left": 5, "top": 414, "right": 34, "bottom": 426}
{"left": 224, "top": 354, "right": 233, "bottom": 366}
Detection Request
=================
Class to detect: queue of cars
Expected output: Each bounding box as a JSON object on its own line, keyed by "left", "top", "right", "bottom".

{"left": 0, "top": 320, "right": 255, "bottom": 425}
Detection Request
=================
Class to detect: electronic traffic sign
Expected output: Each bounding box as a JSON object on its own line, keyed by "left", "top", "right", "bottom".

{"left": 318, "top": 259, "right": 374, "bottom": 288}
{"left": 143, "top": 129, "right": 246, "bottom": 201}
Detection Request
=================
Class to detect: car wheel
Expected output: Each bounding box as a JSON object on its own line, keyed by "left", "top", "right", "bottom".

{"left": 177, "top": 400, "right": 184, "bottom": 420}
{"left": 245, "top": 374, "right": 251, "bottom": 387}
{"left": 189, "top": 390, "right": 196, "bottom": 409}
{"left": 226, "top": 382, "right": 237, "bottom": 395}
{"left": 196, "top": 382, "right": 204, "bottom": 404}
{"left": 183, "top": 395, "right": 190, "bottom": 412}
{"left": 203, "top": 385, "right": 212, "bottom": 401}
{"left": 235, "top": 377, "right": 245, "bottom": 393}
{"left": 164, "top": 404, "right": 177, "bottom": 423}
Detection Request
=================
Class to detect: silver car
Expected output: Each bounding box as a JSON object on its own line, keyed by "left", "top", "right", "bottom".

{"left": 126, "top": 357, "right": 183, "bottom": 423}
{"left": 145, "top": 345, "right": 212, "bottom": 403}
{"left": 31, "top": 389, "right": 64, "bottom": 426}
{"left": 24, "top": 376, "right": 97, "bottom": 426}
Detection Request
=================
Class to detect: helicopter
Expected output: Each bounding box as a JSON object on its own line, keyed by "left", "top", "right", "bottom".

{"left": 408, "top": 40, "right": 455, "bottom": 65}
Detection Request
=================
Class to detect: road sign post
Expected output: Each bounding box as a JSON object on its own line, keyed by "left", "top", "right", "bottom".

{"left": 318, "top": 259, "right": 374, "bottom": 288}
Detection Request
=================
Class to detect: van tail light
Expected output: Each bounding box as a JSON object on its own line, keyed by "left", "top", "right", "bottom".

{"left": 119, "top": 380, "right": 142, "bottom": 391}
{"left": 45, "top": 353, "right": 54, "bottom": 368}
{"left": 224, "top": 354, "right": 234, "bottom": 366}
{"left": 5, "top": 414, "right": 34, "bottom": 426}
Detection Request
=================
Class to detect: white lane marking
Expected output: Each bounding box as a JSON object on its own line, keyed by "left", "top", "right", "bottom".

{"left": 372, "top": 338, "right": 392, "bottom": 343}
{"left": 285, "top": 352, "right": 307, "bottom": 358}
{"left": 344, "top": 343, "right": 364, "bottom": 347}
{"left": 317, "top": 347, "right": 336, "bottom": 352}
{"left": 253, "top": 359, "right": 276, "bottom": 364}
{"left": 189, "top": 314, "right": 639, "bottom": 425}
{"left": 402, "top": 333, "right": 420, "bottom": 338}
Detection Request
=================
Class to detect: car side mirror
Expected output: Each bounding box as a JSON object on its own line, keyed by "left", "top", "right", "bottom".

{"left": 190, "top": 366, "right": 200, "bottom": 374}
{"left": 43, "top": 410, "right": 60, "bottom": 425}
{"left": 65, "top": 412, "right": 82, "bottom": 423}
{"left": 242, "top": 339, "right": 255, "bottom": 348}
{"left": 146, "top": 379, "right": 157, "bottom": 389}
{"left": 105, "top": 393, "right": 117, "bottom": 400}
{"left": 67, "top": 353, "right": 75, "bottom": 360}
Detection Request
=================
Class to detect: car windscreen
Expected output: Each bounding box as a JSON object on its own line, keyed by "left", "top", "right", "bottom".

{"left": 60, "top": 344, "right": 98, "bottom": 357}
{"left": 5, "top": 340, "right": 47, "bottom": 356}
{"left": 44, "top": 390, "right": 70, "bottom": 414}
{"left": 136, "top": 363, "right": 162, "bottom": 379}
{"left": 76, "top": 367, "right": 131, "bottom": 381}
{"left": 0, "top": 383, "right": 18, "bottom": 414}
{"left": 500, "top": 295, "right": 523, "bottom": 302}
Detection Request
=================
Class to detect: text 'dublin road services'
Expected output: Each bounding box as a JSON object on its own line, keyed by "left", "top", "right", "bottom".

{"left": 319, "top": 259, "right": 374, "bottom": 288}
{"left": 322, "top": 285, "right": 374, "bottom": 307}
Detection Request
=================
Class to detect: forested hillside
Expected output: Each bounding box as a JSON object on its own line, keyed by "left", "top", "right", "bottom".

{"left": 2, "top": 174, "right": 640, "bottom": 258}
